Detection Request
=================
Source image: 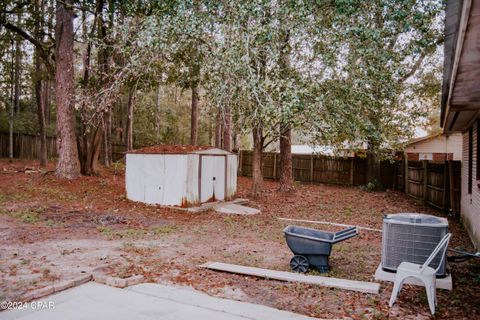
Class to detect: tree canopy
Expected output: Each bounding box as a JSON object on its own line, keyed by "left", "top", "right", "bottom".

{"left": 0, "top": 0, "right": 444, "bottom": 186}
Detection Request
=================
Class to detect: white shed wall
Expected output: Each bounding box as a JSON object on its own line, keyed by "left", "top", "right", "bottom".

{"left": 144, "top": 155, "right": 190, "bottom": 206}
{"left": 226, "top": 154, "right": 238, "bottom": 199}
{"left": 200, "top": 155, "right": 226, "bottom": 202}
{"left": 126, "top": 154, "right": 200, "bottom": 206}
{"left": 185, "top": 154, "right": 200, "bottom": 205}
{"left": 126, "top": 154, "right": 146, "bottom": 202}
{"left": 126, "top": 150, "right": 238, "bottom": 207}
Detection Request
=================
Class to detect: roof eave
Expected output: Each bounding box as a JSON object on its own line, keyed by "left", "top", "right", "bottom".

{"left": 441, "top": 0, "right": 472, "bottom": 132}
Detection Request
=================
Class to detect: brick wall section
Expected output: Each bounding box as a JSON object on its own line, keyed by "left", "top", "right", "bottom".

{"left": 407, "top": 153, "right": 419, "bottom": 161}
{"left": 432, "top": 153, "right": 454, "bottom": 162}
{"left": 406, "top": 152, "right": 453, "bottom": 162}
{"left": 462, "top": 121, "right": 480, "bottom": 249}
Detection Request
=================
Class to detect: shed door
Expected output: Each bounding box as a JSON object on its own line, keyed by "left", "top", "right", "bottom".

{"left": 200, "top": 155, "right": 226, "bottom": 202}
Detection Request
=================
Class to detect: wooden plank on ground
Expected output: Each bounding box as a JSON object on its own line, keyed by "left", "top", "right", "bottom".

{"left": 200, "top": 262, "right": 380, "bottom": 294}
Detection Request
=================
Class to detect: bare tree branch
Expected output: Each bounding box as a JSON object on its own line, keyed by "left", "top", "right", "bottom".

{"left": 0, "top": 20, "right": 54, "bottom": 74}
{"left": 399, "top": 54, "right": 425, "bottom": 83}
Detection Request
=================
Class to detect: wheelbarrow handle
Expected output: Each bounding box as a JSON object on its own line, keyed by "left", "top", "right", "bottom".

{"left": 332, "top": 227, "right": 358, "bottom": 243}
{"left": 334, "top": 226, "right": 357, "bottom": 237}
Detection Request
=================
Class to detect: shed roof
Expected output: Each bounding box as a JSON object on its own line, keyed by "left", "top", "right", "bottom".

{"left": 127, "top": 145, "right": 231, "bottom": 155}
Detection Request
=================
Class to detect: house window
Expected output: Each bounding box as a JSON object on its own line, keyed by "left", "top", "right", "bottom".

{"left": 468, "top": 126, "right": 473, "bottom": 194}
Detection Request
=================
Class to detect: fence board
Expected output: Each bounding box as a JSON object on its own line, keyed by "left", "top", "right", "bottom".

{"left": 403, "top": 160, "right": 461, "bottom": 215}
{"left": 238, "top": 151, "right": 460, "bottom": 215}
{"left": 239, "top": 151, "right": 393, "bottom": 187}
{"left": 0, "top": 132, "right": 57, "bottom": 160}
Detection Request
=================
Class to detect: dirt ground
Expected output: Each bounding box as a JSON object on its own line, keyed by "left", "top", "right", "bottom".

{"left": 0, "top": 159, "right": 478, "bottom": 319}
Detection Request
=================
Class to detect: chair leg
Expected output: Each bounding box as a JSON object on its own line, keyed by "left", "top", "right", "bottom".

{"left": 424, "top": 278, "right": 436, "bottom": 315}
{"left": 389, "top": 276, "right": 406, "bottom": 307}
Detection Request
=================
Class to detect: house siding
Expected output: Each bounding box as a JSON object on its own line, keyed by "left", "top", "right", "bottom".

{"left": 461, "top": 121, "right": 480, "bottom": 249}
{"left": 405, "top": 133, "right": 462, "bottom": 161}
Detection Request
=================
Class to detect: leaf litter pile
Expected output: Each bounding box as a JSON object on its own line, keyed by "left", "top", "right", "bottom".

{"left": 0, "top": 160, "right": 478, "bottom": 319}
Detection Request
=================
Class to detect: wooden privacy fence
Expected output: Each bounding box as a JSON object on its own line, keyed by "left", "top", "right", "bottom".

{"left": 0, "top": 131, "right": 128, "bottom": 162}
{"left": 238, "top": 150, "right": 396, "bottom": 187}
{"left": 0, "top": 131, "right": 57, "bottom": 159}
{"left": 396, "top": 159, "right": 461, "bottom": 215}
{"left": 238, "top": 151, "right": 461, "bottom": 215}
{"left": 112, "top": 143, "right": 127, "bottom": 162}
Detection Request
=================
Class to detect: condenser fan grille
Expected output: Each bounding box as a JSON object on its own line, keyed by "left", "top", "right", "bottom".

{"left": 381, "top": 213, "right": 448, "bottom": 276}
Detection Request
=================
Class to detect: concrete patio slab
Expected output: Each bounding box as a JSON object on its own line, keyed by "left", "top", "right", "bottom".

{"left": 213, "top": 203, "right": 260, "bottom": 215}
{"left": 1, "top": 282, "right": 316, "bottom": 320}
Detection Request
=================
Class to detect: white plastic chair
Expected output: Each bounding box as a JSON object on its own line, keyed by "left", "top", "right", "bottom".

{"left": 388, "top": 233, "right": 451, "bottom": 315}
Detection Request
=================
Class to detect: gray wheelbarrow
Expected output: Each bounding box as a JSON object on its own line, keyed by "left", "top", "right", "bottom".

{"left": 283, "top": 225, "right": 359, "bottom": 273}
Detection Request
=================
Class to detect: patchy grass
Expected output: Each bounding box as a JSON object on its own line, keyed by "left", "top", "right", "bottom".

{"left": 97, "top": 226, "right": 148, "bottom": 239}
{"left": 97, "top": 226, "right": 113, "bottom": 237}
{"left": 0, "top": 207, "right": 46, "bottom": 223}
{"left": 150, "top": 225, "right": 176, "bottom": 235}
{"left": 116, "top": 228, "right": 147, "bottom": 239}
{"left": 121, "top": 242, "right": 157, "bottom": 256}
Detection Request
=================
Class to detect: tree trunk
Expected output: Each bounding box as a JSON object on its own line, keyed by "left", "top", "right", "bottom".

{"left": 208, "top": 116, "right": 213, "bottom": 145}
{"left": 251, "top": 125, "right": 264, "bottom": 196}
{"left": 91, "top": 126, "right": 103, "bottom": 173}
{"left": 54, "top": 0, "right": 81, "bottom": 179}
{"left": 77, "top": 0, "right": 110, "bottom": 174}
{"left": 215, "top": 109, "right": 222, "bottom": 148}
{"left": 43, "top": 80, "right": 51, "bottom": 124}
{"left": 366, "top": 142, "right": 381, "bottom": 190}
{"left": 34, "top": 0, "right": 47, "bottom": 167}
{"left": 279, "top": 123, "right": 294, "bottom": 191}
{"left": 103, "top": 111, "right": 112, "bottom": 166}
{"left": 223, "top": 106, "right": 232, "bottom": 152}
{"left": 14, "top": 14, "right": 22, "bottom": 114}
{"left": 232, "top": 125, "right": 240, "bottom": 152}
{"left": 125, "top": 88, "right": 136, "bottom": 151}
{"left": 9, "top": 39, "right": 14, "bottom": 163}
{"left": 190, "top": 85, "right": 199, "bottom": 145}
{"left": 155, "top": 84, "right": 162, "bottom": 142}
{"left": 97, "top": 2, "right": 112, "bottom": 166}
{"left": 79, "top": 125, "right": 103, "bottom": 176}
{"left": 277, "top": 28, "right": 293, "bottom": 191}
{"left": 35, "top": 71, "right": 47, "bottom": 167}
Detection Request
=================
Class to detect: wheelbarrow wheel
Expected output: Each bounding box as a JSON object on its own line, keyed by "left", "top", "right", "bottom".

{"left": 290, "top": 255, "right": 309, "bottom": 273}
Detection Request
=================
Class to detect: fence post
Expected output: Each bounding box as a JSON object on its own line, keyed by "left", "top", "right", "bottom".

{"left": 273, "top": 153, "right": 277, "bottom": 179}
{"left": 404, "top": 156, "right": 409, "bottom": 195}
{"left": 423, "top": 160, "right": 428, "bottom": 202}
{"left": 238, "top": 150, "right": 243, "bottom": 176}
{"left": 448, "top": 160, "right": 456, "bottom": 216}
{"left": 350, "top": 157, "right": 354, "bottom": 185}
{"left": 442, "top": 161, "right": 448, "bottom": 213}
{"left": 310, "top": 154, "right": 314, "bottom": 182}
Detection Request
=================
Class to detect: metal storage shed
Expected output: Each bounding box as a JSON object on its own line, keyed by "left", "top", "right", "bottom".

{"left": 125, "top": 145, "right": 237, "bottom": 207}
